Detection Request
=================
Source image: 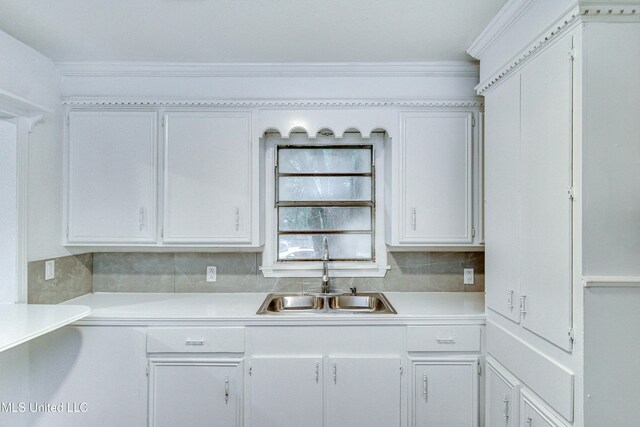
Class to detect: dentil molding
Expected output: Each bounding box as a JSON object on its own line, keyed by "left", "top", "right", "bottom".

{"left": 61, "top": 98, "right": 484, "bottom": 109}
{"left": 475, "top": 6, "right": 581, "bottom": 95}
{"left": 474, "top": 2, "right": 640, "bottom": 95}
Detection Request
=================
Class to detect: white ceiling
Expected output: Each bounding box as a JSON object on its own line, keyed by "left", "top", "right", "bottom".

{"left": 0, "top": 0, "right": 506, "bottom": 63}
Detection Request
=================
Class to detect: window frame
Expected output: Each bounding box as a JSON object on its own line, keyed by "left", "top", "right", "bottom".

{"left": 275, "top": 144, "right": 376, "bottom": 262}
{"left": 260, "top": 131, "right": 389, "bottom": 278}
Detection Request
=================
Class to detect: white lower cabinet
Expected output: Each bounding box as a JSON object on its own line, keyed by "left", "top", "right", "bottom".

{"left": 248, "top": 356, "right": 402, "bottom": 427}
{"left": 148, "top": 359, "right": 242, "bottom": 427}
{"left": 486, "top": 357, "right": 519, "bottom": 427}
{"left": 520, "top": 390, "right": 567, "bottom": 427}
{"left": 248, "top": 356, "right": 324, "bottom": 427}
{"left": 326, "top": 356, "right": 402, "bottom": 427}
{"left": 412, "top": 358, "right": 479, "bottom": 427}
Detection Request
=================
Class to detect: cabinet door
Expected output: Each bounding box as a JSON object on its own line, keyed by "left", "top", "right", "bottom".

{"left": 400, "top": 112, "right": 474, "bottom": 244}
{"left": 484, "top": 75, "right": 521, "bottom": 324}
{"left": 248, "top": 357, "right": 323, "bottom": 427}
{"left": 520, "top": 390, "right": 567, "bottom": 427}
{"left": 519, "top": 34, "right": 574, "bottom": 350}
{"left": 149, "top": 359, "right": 241, "bottom": 427}
{"left": 67, "top": 111, "right": 157, "bottom": 244}
{"left": 486, "top": 358, "right": 519, "bottom": 427}
{"left": 163, "top": 112, "right": 252, "bottom": 244}
{"left": 327, "top": 357, "right": 402, "bottom": 427}
{"left": 413, "top": 359, "right": 478, "bottom": 427}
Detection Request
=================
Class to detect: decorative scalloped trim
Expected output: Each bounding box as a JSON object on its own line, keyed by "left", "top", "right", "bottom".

{"left": 476, "top": 9, "right": 581, "bottom": 95}
{"left": 61, "top": 98, "right": 484, "bottom": 108}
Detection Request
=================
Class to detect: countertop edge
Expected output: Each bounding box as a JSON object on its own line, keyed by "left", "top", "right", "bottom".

{"left": 0, "top": 304, "right": 92, "bottom": 353}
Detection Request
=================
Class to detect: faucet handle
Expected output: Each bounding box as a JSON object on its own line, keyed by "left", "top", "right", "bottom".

{"left": 350, "top": 287, "right": 357, "bottom": 295}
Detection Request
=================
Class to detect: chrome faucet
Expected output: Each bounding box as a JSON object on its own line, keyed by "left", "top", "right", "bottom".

{"left": 321, "top": 237, "right": 331, "bottom": 294}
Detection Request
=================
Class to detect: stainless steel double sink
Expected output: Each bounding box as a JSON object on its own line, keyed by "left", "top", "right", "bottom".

{"left": 256, "top": 292, "right": 397, "bottom": 315}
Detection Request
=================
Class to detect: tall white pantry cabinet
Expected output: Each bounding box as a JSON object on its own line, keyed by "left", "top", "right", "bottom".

{"left": 473, "top": 2, "right": 640, "bottom": 426}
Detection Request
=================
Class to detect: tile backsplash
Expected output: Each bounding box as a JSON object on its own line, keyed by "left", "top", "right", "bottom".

{"left": 28, "top": 253, "right": 93, "bottom": 304}
{"left": 28, "top": 251, "right": 484, "bottom": 303}
{"left": 92, "top": 251, "right": 484, "bottom": 294}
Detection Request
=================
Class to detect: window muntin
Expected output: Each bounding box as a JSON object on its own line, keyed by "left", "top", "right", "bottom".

{"left": 276, "top": 145, "right": 375, "bottom": 262}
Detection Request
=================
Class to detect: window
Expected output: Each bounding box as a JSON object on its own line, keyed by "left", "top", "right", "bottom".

{"left": 275, "top": 145, "right": 375, "bottom": 262}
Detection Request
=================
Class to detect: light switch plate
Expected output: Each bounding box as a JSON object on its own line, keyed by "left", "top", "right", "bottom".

{"left": 463, "top": 268, "right": 474, "bottom": 285}
{"left": 45, "top": 260, "right": 55, "bottom": 281}
{"left": 206, "top": 266, "right": 217, "bottom": 282}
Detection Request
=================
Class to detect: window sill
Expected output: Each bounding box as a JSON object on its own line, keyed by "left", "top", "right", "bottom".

{"left": 259, "top": 262, "right": 390, "bottom": 278}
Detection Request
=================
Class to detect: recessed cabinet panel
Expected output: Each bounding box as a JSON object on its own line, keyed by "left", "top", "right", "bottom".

{"left": 486, "top": 357, "right": 519, "bottom": 427}
{"left": 149, "top": 360, "right": 241, "bottom": 427}
{"left": 519, "top": 34, "right": 574, "bottom": 351}
{"left": 163, "top": 112, "right": 252, "bottom": 244}
{"left": 399, "top": 112, "right": 474, "bottom": 244}
{"left": 413, "top": 359, "right": 478, "bottom": 427}
{"left": 520, "top": 389, "right": 567, "bottom": 427}
{"left": 484, "top": 75, "right": 522, "bottom": 324}
{"left": 327, "top": 357, "right": 402, "bottom": 427}
{"left": 248, "top": 357, "right": 323, "bottom": 427}
{"left": 67, "top": 111, "right": 157, "bottom": 244}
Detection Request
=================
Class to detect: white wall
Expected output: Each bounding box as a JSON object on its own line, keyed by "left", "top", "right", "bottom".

{"left": 27, "top": 107, "right": 77, "bottom": 261}
{"left": 0, "top": 30, "right": 69, "bottom": 262}
{"left": 0, "top": 30, "right": 60, "bottom": 111}
{"left": 582, "top": 22, "right": 640, "bottom": 276}
{"left": 0, "top": 119, "right": 18, "bottom": 303}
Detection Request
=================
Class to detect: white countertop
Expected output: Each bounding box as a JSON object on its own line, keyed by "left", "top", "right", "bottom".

{"left": 62, "top": 292, "right": 485, "bottom": 326}
{"left": 0, "top": 303, "right": 92, "bottom": 353}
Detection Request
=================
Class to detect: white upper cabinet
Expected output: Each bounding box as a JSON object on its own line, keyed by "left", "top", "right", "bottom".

{"left": 484, "top": 75, "right": 522, "bottom": 324}
{"left": 519, "top": 34, "right": 574, "bottom": 351}
{"left": 484, "top": 32, "right": 574, "bottom": 351}
{"left": 162, "top": 112, "right": 254, "bottom": 245}
{"left": 66, "top": 111, "right": 158, "bottom": 244}
{"left": 388, "top": 111, "right": 479, "bottom": 248}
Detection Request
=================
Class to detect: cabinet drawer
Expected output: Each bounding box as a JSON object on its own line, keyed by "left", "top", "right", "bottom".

{"left": 407, "top": 326, "right": 481, "bottom": 352}
{"left": 147, "top": 327, "right": 244, "bottom": 353}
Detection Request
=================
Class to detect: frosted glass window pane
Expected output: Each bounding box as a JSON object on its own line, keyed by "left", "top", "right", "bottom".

{"left": 279, "top": 234, "right": 372, "bottom": 260}
{"left": 278, "top": 177, "right": 372, "bottom": 201}
{"left": 279, "top": 207, "right": 371, "bottom": 231}
{"left": 279, "top": 148, "right": 371, "bottom": 173}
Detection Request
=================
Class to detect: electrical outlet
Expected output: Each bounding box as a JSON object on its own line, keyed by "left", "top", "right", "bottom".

{"left": 206, "top": 266, "right": 217, "bottom": 282}
{"left": 45, "top": 260, "right": 55, "bottom": 281}
{"left": 463, "top": 268, "right": 474, "bottom": 285}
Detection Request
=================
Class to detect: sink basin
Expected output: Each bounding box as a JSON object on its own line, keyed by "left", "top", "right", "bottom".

{"left": 328, "top": 294, "right": 397, "bottom": 314}
{"left": 256, "top": 292, "right": 396, "bottom": 315}
{"left": 258, "top": 295, "right": 325, "bottom": 314}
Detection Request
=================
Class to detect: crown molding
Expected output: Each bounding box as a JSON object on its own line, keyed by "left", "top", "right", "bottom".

{"left": 475, "top": 6, "right": 581, "bottom": 95}
{"left": 55, "top": 61, "right": 479, "bottom": 78}
{"left": 61, "top": 97, "right": 484, "bottom": 108}
{"left": 467, "top": 0, "right": 535, "bottom": 59}
{"left": 474, "top": 1, "right": 640, "bottom": 94}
